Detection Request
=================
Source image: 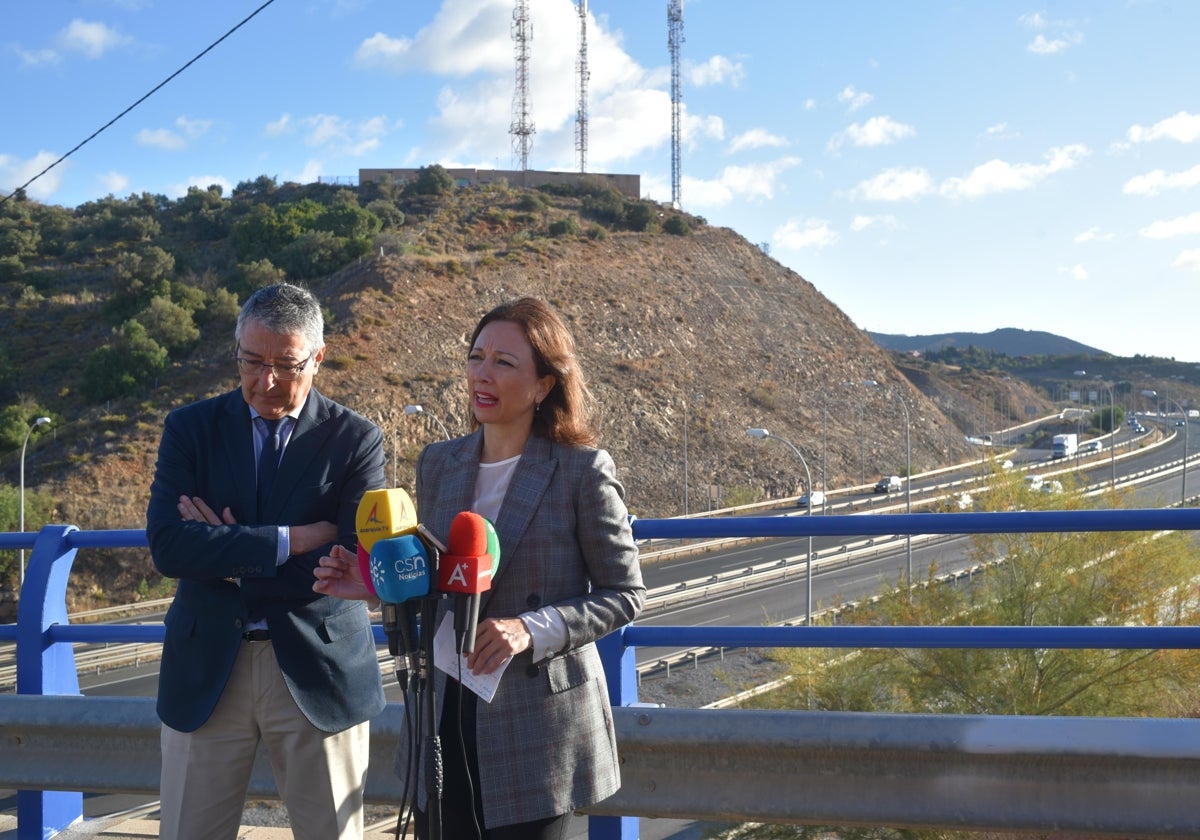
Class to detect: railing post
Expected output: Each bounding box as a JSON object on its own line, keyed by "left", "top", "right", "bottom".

{"left": 16, "top": 524, "right": 83, "bottom": 839}
{"left": 590, "top": 627, "right": 639, "bottom": 840}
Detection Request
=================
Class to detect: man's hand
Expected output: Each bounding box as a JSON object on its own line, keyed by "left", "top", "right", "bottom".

{"left": 178, "top": 495, "right": 235, "bottom": 525}
{"left": 290, "top": 521, "right": 338, "bottom": 555}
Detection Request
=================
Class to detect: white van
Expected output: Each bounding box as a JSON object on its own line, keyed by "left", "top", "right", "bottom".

{"left": 874, "top": 475, "right": 903, "bottom": 493}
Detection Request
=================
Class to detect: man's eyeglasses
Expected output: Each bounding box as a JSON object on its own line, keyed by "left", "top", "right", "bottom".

{"left": 235, "top": 355, "right": 311, "bottom": 381}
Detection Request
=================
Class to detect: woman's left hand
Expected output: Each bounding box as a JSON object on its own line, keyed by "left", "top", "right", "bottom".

{"left": 467, "top": 617, "right": 532, "bottom": 675}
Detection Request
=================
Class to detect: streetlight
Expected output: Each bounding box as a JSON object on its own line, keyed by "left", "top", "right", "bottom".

{"left": 404, "top": 404, "right": 450, "bottom": 440}
{"left": 682, "top": 393, "right": 704, "bottom": 516}
{"left": 1166, "top": 397, "right": 1188, "bottom": 504}
{"left": 19, "top": 416, "right": 52, "bottom": 588}
{"left": 746, "top": 428, "right": 814, "bottom": 625}
{"left": 863, "top": 381, "right": 913, "bottom": 593}
{"left": 1097, "top": 381, "right": 1117, "bottom": 489}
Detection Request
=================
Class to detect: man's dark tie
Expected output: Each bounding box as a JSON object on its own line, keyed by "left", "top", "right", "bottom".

{"left": 257, "top": 417, "right": 283, "bottom": 516}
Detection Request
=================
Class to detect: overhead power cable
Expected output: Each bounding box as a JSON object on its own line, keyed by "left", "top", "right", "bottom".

{"left": 1, "top": 0, "right": 277, "bottom": 208}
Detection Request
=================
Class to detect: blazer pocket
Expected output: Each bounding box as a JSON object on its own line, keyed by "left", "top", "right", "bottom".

{"left": 319, "top": 604, "right": 370, "bottom": 644}
{"left": 546, "top": 646, "right": 595, "bottom": 694}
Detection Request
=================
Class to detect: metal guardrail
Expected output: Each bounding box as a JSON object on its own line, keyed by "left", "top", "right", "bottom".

{"left": 7, "top": 509, "right": 1200, "bottom": 840}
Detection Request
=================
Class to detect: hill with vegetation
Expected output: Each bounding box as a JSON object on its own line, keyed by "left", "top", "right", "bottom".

{"left": 2, "top": 166, "right": 1194, "bottom": 613}
{"left": 869, "top": 327, "right": 1107, "bottom": 357}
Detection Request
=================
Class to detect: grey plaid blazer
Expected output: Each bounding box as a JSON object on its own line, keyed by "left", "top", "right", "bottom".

{"left": 398, "top": 430, "right": 645, "bottom": 827}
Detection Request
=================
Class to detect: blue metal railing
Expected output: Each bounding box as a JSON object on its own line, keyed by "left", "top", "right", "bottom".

{"left": 5, "top": 507, "right": 1200, "bottom": 839}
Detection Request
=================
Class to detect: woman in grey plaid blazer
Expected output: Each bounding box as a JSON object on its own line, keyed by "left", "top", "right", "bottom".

{"left": 316, "top": 297, "right": 644, "bottom": 839}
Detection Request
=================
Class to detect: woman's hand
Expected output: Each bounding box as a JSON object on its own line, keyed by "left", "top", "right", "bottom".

{"left": 313, "top": 543, "right": 374, "bottom": 603}
{"left": 466, "top": 617, "right": 532, "bottom": 676}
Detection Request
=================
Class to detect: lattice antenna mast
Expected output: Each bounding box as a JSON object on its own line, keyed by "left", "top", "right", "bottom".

{"left": 575, "top": 0, "right": 590, "bottom": 174}
{"left": 668, "top": 0, "right": 684, "bottom": 208}
{"left": 510, "top": 0, "right": 535, "bottom": 173}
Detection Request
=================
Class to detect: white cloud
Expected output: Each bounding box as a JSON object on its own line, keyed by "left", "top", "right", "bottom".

{"left": 1139, "top": 212, "right": 1200, "bottom": 240}
{"left": 15, "top": 47, "right": 60, "bottom": 67}
{"left": 686, "top": 55, "right": 745, "bottom": 87}
{"left": 940, "top": 144, "right": 1089, "bottom": 199}
{"left": 0, "top": 151, "right": 65, "bottom": 201}
{"left": 1127, "top": 111, "right": 1200, "bottom": 145}
{"left": 1027, "top": 33, "right": 1083, "bottom": 55}
{"left": 1074, "top": 226, "right": 1112, "bottom": 243}
{"left": 348, "top": 0, "right": 690, "bottom": 173}
{"left": 352, "top": 0, "right": 514, "bottom": 76}
{"left": 58, "top": 19, "right": 130, "bottom": 60}
{"left": 837, "top": 85, "right": 873, "bottom": 112}
{"left": 727, "top": 129, "right": 788, "bottom": 154}
{"left": 682, "top": 156, "right": 802, "bottom": 208}
{"left": 850, "top": 214, "right": 899, "bottom": 232}
{"left": 136, "top": 128, "right": 186, "bottom": 151}
{"left": 804, "top": 99, "right": 816, "bottom": 111}
{"left": 854, "top": 167, "right": 934, "bottom": 202}
{"left": 1019, "top": 12, "right": 1084, "bottom": 54}
{"left": 829, "top": 116, "right": 915, "bottom": 151}
{"left": 135, "top": 116, "right": 211, "bottom": 151}
{"left": 265, "top": 114, "right": 294, "bottom": 137}
{"left": 97, "top": 171, "right": 129, "bottom": 195}
{"left": 1062, "top": 264, "right": 1088, "bottom": 281}
{"left": 298, "top": 114, "right": 392, "bottom": 157}
{"left": 1173, "top": 249, "right": 1200, "bottom": 272}
{"left": 773, "top": 217, "right": 839, "bottom": 251}
{"left": 1123, "top": 164, "right": 1200, "bottom": 197}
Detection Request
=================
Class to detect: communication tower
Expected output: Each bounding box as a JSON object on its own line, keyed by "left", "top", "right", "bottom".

{"left": 510, "top": 0, "right": 535, "bottom": 173}
{"left": 575, "top": 0, "right": 589, "bottom": 173}
{"left": 668, "top": 0, "right": 684, "bottom": 208}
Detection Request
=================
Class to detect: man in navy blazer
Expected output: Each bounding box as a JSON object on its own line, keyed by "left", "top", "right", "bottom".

{"left": 146, "top": 283, "right": 386, "bottom": 840}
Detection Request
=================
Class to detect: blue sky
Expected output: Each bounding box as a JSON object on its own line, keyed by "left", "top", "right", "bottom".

{"left": 3, "top": 1, "right": 1199, "bottom": 361}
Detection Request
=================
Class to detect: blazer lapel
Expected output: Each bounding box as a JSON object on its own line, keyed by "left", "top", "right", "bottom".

{"left": 484, "top": 435, "right": 557, "bottom": 603}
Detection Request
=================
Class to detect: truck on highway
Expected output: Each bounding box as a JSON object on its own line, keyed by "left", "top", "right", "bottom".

{"left": 1052, "top": 433, "right": 1078, "bottom": 458}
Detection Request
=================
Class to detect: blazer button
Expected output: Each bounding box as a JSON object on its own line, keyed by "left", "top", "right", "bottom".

{"left": 525, "top": 593, "right": 542, "bottom": 609}
{"left": 525, "top": 664, "right": 540, "bottom": 678}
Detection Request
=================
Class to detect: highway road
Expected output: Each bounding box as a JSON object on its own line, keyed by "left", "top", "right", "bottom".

{"left": 4, "top": 418, "right": 1196, "bottom": 836}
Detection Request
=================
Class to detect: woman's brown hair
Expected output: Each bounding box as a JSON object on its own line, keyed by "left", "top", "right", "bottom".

{"left": 468, "top": 297, "right": 597, "bottom": 447}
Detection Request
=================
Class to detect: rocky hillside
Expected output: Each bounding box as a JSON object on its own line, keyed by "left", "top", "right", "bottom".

{"left": 2, "top": 181, "right": 1006, "bottom": 609}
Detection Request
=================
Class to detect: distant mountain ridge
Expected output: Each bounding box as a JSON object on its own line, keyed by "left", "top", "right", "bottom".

{"left": 868, "top": 328, "right": 1107, "bottom": 357}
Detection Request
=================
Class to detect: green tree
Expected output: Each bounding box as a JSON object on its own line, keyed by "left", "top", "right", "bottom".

{"left": 137, "top": 296, "right": 200, "bottom": 354}
{"left": 81, "top": 320, "right": 169, "bottom": 401}
{"left": 412, "top": 164, "right": 454, "bottom": 196}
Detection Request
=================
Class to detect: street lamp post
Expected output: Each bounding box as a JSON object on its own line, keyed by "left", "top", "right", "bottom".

{"left": 863, "top": 382, "right": 912, "bottom": 592}
{"left": 681, "top": 393, "right": 703, "bottom": 516}
{"left": 19, "top": 416, "right": 52, "bottom": 588}
{"left": 746, "top": 428, "right": 814, "bottom": 624}
{"left": 1098, "top": 382, "right": 1117, "bottom": 488}
{"left": 1166, "top": 398, "right": 1188, "bottom": 504}
{"left": 404, "top": 404, "right": 450, "bottom": 440}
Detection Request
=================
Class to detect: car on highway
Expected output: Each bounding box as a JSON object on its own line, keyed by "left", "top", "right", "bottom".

{"left": 873, "top": 475, "right": 903, "bottom": 493}
{"left": 1024, "top": 474, "right": 1044, "bottom": 491}
{"left": 797, "top": 491, "right": 826, "bottom": 508}
{"left": 1041, "top": 480, "right": 1064, "bottom": 494}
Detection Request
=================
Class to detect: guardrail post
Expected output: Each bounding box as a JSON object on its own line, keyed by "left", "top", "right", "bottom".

{"left": 16, "top": 524, "right": 83, "bottom": 839}
{"left": 591, "top": 628, "right": 638, "bottom": 840}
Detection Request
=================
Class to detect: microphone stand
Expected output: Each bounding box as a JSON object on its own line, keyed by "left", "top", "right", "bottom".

{"left": 419, "top": 593, "right": 443, "bottom": 840}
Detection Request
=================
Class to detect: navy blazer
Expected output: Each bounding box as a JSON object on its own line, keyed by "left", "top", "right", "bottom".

{"left": 146, "top": 387, "right": 387, "bottom": 733}
{"left": 401, "top": 431, "right": 645, "bottom": 827}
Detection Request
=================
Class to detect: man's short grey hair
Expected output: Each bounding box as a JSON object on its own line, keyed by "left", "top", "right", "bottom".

{"left": 235, "top": 283, "right": 325, "bottom": 355}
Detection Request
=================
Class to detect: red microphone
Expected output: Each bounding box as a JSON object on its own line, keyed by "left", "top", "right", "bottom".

{"left": 437, "top": 511, "right": 494, "bottom": 655}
